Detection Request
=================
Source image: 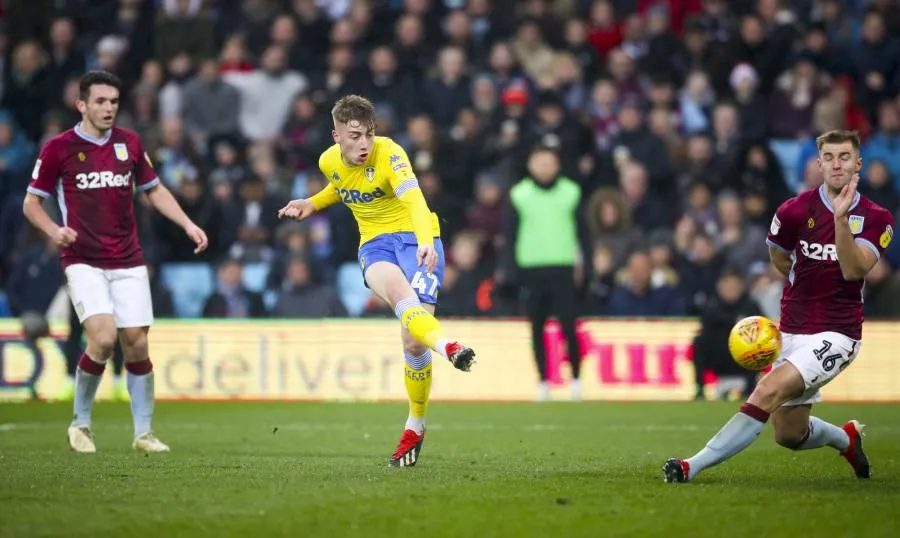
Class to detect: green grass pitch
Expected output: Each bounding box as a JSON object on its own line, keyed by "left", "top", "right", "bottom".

{"left": 0, "top": 401, "right": 897, "bottom": 538}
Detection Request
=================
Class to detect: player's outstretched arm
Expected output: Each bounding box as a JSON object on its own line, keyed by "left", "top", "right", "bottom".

{"left": 144, "top": 183, "right": 209, "bottom": 254}
{"left": 22, "top": 194, "right": 77, "bottom": 247}
{"left": 278, "top": 185, "right": 340, "bottom": 220}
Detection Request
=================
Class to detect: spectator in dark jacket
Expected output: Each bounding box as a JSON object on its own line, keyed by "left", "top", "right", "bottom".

{"left": 606, "top": 250, "right": 686, "bottom": 316}
{"left": 203, "top": 258, "right": 267, "bottom": 318}
{"left": 272, "top": 257, "right": 346, "bottom": 318}
{"left": 692, "top": 268, "right": 763, "bottom": 400}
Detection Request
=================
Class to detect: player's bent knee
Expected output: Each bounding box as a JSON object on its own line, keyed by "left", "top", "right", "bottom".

{"left": 401, "top": 329, "right": 427, "bottom": 356}
{"left": 774, "top": 429, "right": 807, "bottom": 449}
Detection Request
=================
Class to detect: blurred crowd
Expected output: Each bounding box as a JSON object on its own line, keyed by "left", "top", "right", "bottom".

{"left": 2, "top": 0, "right": 900, "bottom": 321}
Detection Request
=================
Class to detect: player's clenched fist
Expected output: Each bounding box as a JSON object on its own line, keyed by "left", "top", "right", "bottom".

{"left": 54, "top": 226, "right": 78, "bottom": 247}
{"left": 278, "top": 198, "right": 316, "bottom": 221}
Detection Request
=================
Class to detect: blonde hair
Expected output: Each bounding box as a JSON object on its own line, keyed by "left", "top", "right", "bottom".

{"left": 332, "top": 95, "right": 376, "bottom": 128}
{"left": 815, "top": 129, "right": 860, "bottom": 152}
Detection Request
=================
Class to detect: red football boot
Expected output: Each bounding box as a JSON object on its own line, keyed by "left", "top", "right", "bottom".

{"left": 445, "top": 342, "right": 476, "bottom": 372}
{"left": 662, "top": 458, "right": 690, "bottom": 483}
{"left": 840, "top": 420, "right": 870, "bottom": 479}
{"left": 389, "top": 428, "right": 426, "bottom": 468}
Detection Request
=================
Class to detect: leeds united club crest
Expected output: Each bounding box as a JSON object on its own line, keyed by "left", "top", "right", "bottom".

{"left": 365, "top": 166, "right": 375, "bottom": 183}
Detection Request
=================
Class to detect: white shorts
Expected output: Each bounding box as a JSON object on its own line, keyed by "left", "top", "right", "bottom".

{"left": 776, "top": 331, "right": 860, "bottom": 406}
{"left": 65, "top": 264, "right": 154, "bottom": 328}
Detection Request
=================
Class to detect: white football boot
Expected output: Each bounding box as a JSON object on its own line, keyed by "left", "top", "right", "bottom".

{"left": 68, "top": 425, "right": 97, "bottom": 453}
{"left": 133, "top": 432, "right": 170, "bottom": 453}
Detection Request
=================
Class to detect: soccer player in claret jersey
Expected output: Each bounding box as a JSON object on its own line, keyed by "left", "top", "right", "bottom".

{"left": 23, "top": 71, "right": 209, "bottom": 453}
{"left": 278, "top": 95, "right": 476, "bottom": 467}
{"left": 663, "top": 130, "right": 894, "bottom": 483}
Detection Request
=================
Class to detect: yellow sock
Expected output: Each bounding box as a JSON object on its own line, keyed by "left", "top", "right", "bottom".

{"left": 397, "top": 302, "right": 446, "bottom": 351}
{"left": 404, "top": 351, "right": 433, "bottom": 434}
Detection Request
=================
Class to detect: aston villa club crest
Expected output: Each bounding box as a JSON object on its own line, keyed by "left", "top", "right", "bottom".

{"left": 113, "top": 143, "right": 128, "bottom": 161}
{"left": 807, "top": 217, "right": 814, "bottom": 228}
{"left": 78, "top": 152, "right": 86, "bottom": 162}
{"left": 365, "top": 166, "right": 375, "bottom": 183}
{"left": 848, "top": 215, "right": 865, "bottom": 235}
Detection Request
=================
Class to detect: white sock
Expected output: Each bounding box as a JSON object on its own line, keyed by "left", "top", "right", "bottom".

{"left": 686, "top": 404, "right": 769, "bottom": 479}
{"left": 126, "top": 361, "right": 155, "bottom": 437}
{"left": 435, "top": 338, "right": 451, "bottom": 359}
{"left": 73, "top": 354, "right": 106, "bottom": 426}
{"left": 796, "top": 417, "right": 850, "bottom": 452}
{"left": 405, "top": 416, "right": 425, "bottom": 435}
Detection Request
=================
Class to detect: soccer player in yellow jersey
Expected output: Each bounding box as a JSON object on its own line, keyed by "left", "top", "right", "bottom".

{"left": 278, "top": 95, "right": 476, "bottom": 467}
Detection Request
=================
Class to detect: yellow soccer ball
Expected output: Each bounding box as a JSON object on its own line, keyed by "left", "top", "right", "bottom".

{"left": 728, "top": 316, "right": 782, "bottom": 371}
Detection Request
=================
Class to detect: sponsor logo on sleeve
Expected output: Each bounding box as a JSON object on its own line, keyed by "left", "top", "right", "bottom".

{"left": 880, "top": 224, "right": 893, "bottom": 248}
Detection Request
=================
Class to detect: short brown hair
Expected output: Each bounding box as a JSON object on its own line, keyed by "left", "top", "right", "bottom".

{"left": 332, "top": 95, "right": 376, "bottom": 128}
{"left": 816, "top": 129, "right": 860, "bottom": 152}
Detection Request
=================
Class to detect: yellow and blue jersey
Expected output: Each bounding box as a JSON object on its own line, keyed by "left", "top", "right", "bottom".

{"left": 311, "top": 136, "right": 445, "bottom": 304}
{"left": 314, "top": 137, "right": 441, "bottom": 247}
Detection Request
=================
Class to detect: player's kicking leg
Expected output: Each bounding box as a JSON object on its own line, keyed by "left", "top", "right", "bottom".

{"left": 663, "top": 332, "right": 864, "bottom": 482}
{"left": 365, "top": 261, "right": 476, "bottom": 372}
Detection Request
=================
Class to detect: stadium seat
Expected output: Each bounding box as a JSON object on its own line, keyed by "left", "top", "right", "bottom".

{"left": 769, "top": 139, "right": 804, "bottom": 193}
{"left": 0, "top": 291, "right": 10, "bottom": 317}
{"left": 242, "top": 262, "right": 271, "bottom": 293}
{"left": 337, "top": 262, "right": 372, "bottom": 317}
{"left": 263, "top": 290, "right": 279, "bottom": 312}
{"left": 160, "top": 263, "right": 214, "bottom": 318}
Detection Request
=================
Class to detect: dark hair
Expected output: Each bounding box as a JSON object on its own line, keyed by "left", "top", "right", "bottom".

{"left": 529, "top": 145, "right": 559, "bottom": 159}
{"left": 815, "top": 129, "right": 860, "bottom": 152}
{"left": 719, "top": 267, "right": 744, "bottom": 280}
{"left": 78, "top": 71, "right": 122, "bottom": 101}
{"left": 331, "top": 95, "right": 376, "bottom": 128}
